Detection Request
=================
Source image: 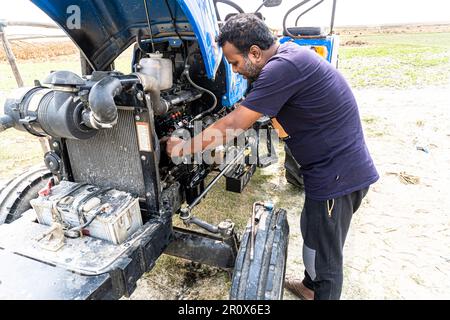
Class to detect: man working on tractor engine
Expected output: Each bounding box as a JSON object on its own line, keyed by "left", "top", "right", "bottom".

{"left": 166, "top": 13, "right": 379, "bottom": 300}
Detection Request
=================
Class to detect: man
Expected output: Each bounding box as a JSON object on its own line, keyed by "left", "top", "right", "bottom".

{"left": 166, "top": 14, "right": 379, "bottom": 300}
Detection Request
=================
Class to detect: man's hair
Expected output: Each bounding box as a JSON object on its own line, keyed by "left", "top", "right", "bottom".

{"left": 216, "top": 13, "right": 276, "bottom": 55}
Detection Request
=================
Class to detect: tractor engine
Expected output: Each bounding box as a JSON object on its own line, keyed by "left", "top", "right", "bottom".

{"left": 0, "top": 42, "right": 238, "bottom": 224}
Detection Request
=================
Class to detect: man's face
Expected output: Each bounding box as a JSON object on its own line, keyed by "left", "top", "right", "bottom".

{"left": 222, "top": 42, "right": 263, "bottom": 83}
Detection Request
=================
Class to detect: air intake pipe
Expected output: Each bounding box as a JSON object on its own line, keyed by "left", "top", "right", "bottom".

{"left": 84, "top": 54, "right": 173, "bottom": 128}
{"left": 83, "top": 76, "right": 123, "bottom": 129}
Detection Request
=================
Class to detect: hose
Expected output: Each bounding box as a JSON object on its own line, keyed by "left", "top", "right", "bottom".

{"left": 183, "top": 52, "right": 218, "bottom": 121}
{"left": 87, "top": 76, "right": 122, "bottom": 128}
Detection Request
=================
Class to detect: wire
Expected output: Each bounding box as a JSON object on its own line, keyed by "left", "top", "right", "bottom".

{"left": 64, "top": 206, "right": 105, "bottom": 238}
{"left": 136, "top": 29, "right": 147, "bottom": 54}
{"left": 164, "top": 0, "right": 183, "bottom": 43}
{"left": 143, "top": 0, "right": 156, "bottom": 53}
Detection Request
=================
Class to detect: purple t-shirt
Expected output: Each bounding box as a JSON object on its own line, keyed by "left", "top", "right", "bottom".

{"left": 241, "top": 42, "right": 379, "bottom": 201}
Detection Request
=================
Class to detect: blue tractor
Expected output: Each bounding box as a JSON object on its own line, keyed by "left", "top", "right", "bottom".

{"left": 281, "top": 0, "right": 339, "bottom": 68}
{"left": 0, "top": 0, "right": 289, "bottom": 300}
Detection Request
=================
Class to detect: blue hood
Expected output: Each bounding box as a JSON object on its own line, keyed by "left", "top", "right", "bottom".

{"left": 30, "top": 0, "right": 222, "bottom": 78}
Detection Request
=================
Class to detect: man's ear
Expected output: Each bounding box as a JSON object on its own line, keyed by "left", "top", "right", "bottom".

{"left": 248, "top": 45, "right": 263, "bottom": 63}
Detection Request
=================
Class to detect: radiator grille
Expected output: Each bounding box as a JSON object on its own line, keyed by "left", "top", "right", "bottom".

{"left": 66, "top": 109, "right": 145, "bottom": 197}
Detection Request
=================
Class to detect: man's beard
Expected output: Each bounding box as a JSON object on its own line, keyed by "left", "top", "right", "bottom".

{"left": 243, "top": 57, "right": 263, "bottom": 83}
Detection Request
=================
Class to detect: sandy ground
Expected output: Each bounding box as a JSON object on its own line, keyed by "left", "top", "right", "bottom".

{"left": 125, "top": 84, "right": 450, "bottom": 300}
{"left": 341, "top": 85, "right": 450, "bottom": 299}
{"left": 282, "top": 84, "right": 450, "bottom": 300}
{"left": 285, "top": 84, "right": 450, "bottom": 300}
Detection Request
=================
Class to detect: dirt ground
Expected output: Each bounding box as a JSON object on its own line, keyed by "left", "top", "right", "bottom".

{"left": 1, "top": 25, "right": 449, "bottom": 300}
{"left": 340, "top": 84, "right": 450, "bottom": 299}
{"left": 124, "top": 83, "right": 450, "bottom": 300}
{"left": 1, "top": 77, "right": 448, "bottom": 301}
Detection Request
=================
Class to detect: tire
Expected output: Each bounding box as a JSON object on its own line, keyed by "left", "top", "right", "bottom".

{"left": 0, "top": 166, "right": 52, "bottom": 224}
{"left": 284, "top": 145, "right": 304, "bottom": 189}
{"left": 230, "top": 207, "right": 289, "bottom": 300}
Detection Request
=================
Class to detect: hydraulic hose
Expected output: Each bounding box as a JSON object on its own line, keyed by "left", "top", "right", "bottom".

{"left": 183, "top": 52, "right": 218, "bottom": 121}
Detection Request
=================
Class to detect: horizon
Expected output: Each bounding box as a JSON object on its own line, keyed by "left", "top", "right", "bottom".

{"left": 1, "top": 0, "right": 450, "bottom": 35}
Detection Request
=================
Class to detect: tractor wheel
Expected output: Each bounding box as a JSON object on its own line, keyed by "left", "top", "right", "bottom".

{"left": 230, "top": 207, "right": 289, "bottom": 300}
{"left": 0, "top": 166, "right": 52, "bottom": 224}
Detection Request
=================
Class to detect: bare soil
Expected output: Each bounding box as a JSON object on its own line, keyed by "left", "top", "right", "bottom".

{"left": 124, "top": 84, "right": 450, "bottom": 300}
{"left": 341, "top": 84, "right": 450, "bottom": 299}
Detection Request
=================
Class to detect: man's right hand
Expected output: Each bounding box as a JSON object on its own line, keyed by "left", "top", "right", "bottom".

{"left": 165, "top": 136, "right": 188, "bottom": 158}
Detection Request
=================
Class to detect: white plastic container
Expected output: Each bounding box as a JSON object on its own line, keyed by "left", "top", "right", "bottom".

{"left": 30, "top": 181, "right": 143, "bottom": 245}
{"left": 139, "top": 53, "right": 173, "bottom": 90}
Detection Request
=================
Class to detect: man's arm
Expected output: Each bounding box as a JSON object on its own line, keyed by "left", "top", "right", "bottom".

{"left": 166, "top": 105, "right": 262, "bottom": 157}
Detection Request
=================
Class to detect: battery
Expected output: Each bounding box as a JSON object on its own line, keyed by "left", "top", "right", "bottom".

{"left": 30, "top": 181, "right": 143, "bottom": 244}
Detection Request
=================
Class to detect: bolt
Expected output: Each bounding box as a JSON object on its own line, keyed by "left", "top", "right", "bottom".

{"left": 52, "top": 142, "right": 59, "bottom": 148}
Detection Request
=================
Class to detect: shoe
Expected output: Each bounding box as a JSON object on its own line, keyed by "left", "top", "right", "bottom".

{"left": 284, "top": 278, "right": 314, "bottom": 300}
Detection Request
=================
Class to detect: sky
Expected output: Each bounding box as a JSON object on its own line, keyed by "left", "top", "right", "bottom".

{"left": 0, "top": 0, "right": 449, "bottom": 34}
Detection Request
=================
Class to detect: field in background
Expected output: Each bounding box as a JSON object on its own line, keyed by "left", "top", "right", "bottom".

{"left": 2, "top": 27, "right": 450, "bottom": 182}
{"left": 339, "top": 32, "right": 450, "bottom": 87}
{"left": 1, "top": 25, "right": 450, "bottom": 299}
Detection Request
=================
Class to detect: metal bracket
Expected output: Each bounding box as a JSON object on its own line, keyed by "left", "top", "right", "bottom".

{"left": 35, "top": 223, "right": 65, "bottom": 252}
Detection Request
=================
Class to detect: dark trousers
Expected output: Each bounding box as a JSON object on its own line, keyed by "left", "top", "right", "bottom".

{"left": 300, "top": 187, "right": 369, "bottom": 300}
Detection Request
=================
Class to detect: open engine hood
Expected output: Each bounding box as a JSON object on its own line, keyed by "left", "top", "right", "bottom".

{"left": 30, "top": 0, "right": 222, "bottom": 78}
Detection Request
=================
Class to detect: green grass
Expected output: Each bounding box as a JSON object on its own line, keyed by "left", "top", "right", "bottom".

{"left": 339, "top": 32, "right": 450, "bottom": 88}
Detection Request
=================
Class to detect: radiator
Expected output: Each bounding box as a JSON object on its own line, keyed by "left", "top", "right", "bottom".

{"left": 66, "top": 109, "right": 146, "bottom": 197}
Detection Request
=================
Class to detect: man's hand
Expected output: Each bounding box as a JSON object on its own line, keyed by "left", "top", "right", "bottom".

{"left": 165, "top": 136, "right": 187, "bottom": 158}
{"left": 164, "top": 105, "right": 262, "bottom": 159}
